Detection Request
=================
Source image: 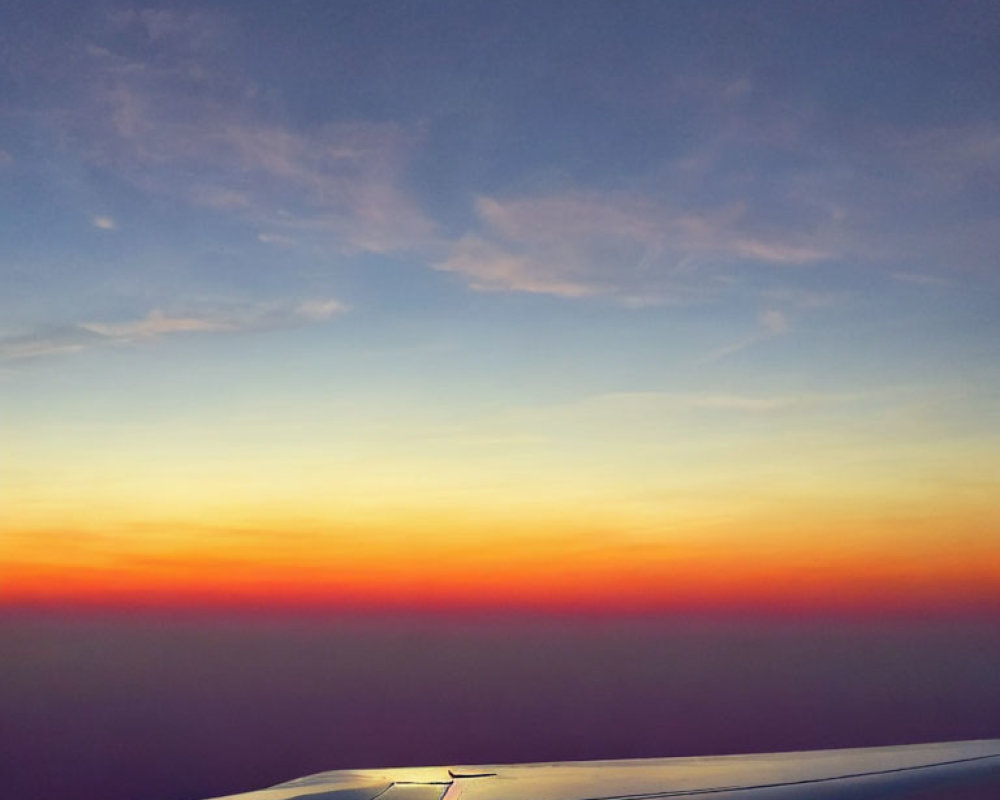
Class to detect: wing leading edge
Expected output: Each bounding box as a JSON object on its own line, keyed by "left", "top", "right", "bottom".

{"left": 203, "top": 739, "right": 1000, "bottom": 800}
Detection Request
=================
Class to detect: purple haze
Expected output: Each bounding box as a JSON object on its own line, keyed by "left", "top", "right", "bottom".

{"left": 1, "top": 612, "right": 998, "bottom": 800}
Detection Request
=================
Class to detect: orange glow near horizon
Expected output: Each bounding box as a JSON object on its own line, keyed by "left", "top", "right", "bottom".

{"left": 5, "top": 510, "right": 999, "bottom": 617}
{"left": 7, "top": 362, "right": 999, "bottom": 620}
{"left": 3, "top": 0, "right": 1000, "bottom": 641}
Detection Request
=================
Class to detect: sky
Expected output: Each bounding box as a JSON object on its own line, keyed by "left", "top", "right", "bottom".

{"left": 2, "top": 0, "right": 1000, "bottom": 615}
{"left": 2, "top": 5, "right": 1000, "bottom": 800}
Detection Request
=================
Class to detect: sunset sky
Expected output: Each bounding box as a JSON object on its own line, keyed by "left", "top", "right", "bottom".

{"left": 2, "top": 0, "right": 999, "bottom": 615}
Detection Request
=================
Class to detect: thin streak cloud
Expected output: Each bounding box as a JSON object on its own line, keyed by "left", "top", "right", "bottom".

{"left": 80, "top": 310, "right": 236, "bottom": 340}
{"left": 707, "top": 309, "right": 790, "bottom": 361}
{"left": 437, "top": 193, "right": 833, "bottom": 303}
{"left": 0, "top": 299, "right": 348, "bottom": 360}
{"left": 70, "top": 10, "right": 435, "bottom": 256}
{"left": 892, "top": 272, "right": 954, "bottom": 288}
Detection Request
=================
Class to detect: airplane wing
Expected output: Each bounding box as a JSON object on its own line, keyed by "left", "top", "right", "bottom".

{"left": 203, "top": 739, "right": 1000, "bottom": 800}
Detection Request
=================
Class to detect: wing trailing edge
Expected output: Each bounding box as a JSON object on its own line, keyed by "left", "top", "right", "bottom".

{"left": 202, "top": 739, "right": 1000, "bottom": 800}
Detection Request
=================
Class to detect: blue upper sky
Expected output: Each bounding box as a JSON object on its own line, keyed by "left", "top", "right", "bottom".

{"left": 2, "top": 2, "right": 999, "bottom": 543}
{"left": 3, "top": 1, "right": 998, "bottom": 345}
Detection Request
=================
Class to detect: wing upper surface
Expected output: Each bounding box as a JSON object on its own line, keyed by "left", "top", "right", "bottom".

{"left": 202, "top": 739, "right": 1000, "bottom": 800}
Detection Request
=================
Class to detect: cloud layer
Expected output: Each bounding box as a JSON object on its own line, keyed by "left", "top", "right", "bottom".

{"left": 76, "top": 10, "right": 435, "bottom": 254}
{"left": 437, "top": 193, "right": 832, "bottom": 303}
{"left": 0, "top": 300, "right": 347, "bottom": 360}
{"left": 4, "top": 2, "right": 996, "bottom": 369}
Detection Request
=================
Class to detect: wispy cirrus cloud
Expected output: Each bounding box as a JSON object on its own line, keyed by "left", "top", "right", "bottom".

{"left": 295, "top": 299, "right": 349, "bottom": 321}
{"left": 565, "top": 390, "right": 807, "bottom": 415}
{"left": 436, "top": 235, "right": 602, "bottom": 298}
{"left": 412, "top": 389, "right": 819, "bottom": 455}
{"left": 891, "top": 272, "right": 955, "bottom": 288}
{"left": 760, "top": 289, "right": 841, "bottom": 309}
{"left": 432, "top": 104, "right": 1000, "bottom": 305}
{"left": 79, "top": 309, "right": 237, "bottom": 340}
{"left": 27, "top": 5, "right": 999, "bottom": 318}
{"left": 0, "top": 328, "right": 103, "bottom": 361}
{"left": 682, "top": 392, "right": 800, "bottom": 412}
{"left": 496, "top": 390, "right": 818, "bottom": 436}
{"left": 727, "top": 118, "right": 1000, "bottom": 277}
{"left": 885, "top": 124, "right": 1000, "bottom": 190}
{"left": 256, "top": 232, "right": 298, "bottom": 247}
{"left": 69, "top": 10, "right": 434, "bottom": 255}
{"left": 436, "top": 192, "right": 832, "bottom": 303}
{"left": 0, "top": 299, "right": 347, "bottom": 360}
{"left": 706, "top": 308, "right": 791, "bottom": 362}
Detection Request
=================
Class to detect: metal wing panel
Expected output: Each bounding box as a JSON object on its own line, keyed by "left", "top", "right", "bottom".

{"left": 202, "top": 740, "right": 1000, "bottom": 800}
{"left": 201, "top": 783, "right": 390, "bottom": 800}
{"left": 447, "top": 740, "right": 1000, "bottom": 800}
